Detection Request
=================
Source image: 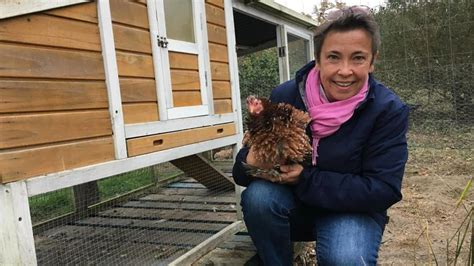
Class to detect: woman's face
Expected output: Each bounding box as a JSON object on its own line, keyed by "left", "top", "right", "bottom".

{"left": 316, "top": 29, "right": 375, "bottom": 102}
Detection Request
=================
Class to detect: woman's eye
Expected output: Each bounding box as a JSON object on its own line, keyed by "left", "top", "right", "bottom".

{"left": 353, "top": 56, "right": 366, "bottom": 62}
{"left": 328, "top": 55, "right": 339, "bottom": 61}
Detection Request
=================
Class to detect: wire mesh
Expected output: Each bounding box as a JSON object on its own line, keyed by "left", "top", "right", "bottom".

{"left": 32, "top": 159, "right": 236, "bottom": 265}
{"left": 372, "top": 1, "right": 473, "bottom": 179}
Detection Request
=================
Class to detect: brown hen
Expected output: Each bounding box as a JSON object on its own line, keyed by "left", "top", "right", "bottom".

{"left": 242, "top": 96, "right": 312, "bottom": 177}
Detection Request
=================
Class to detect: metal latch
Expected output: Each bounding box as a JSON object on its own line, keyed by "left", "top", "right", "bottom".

{"left": 278, "top": 46, "right": 286, "bottom": 57}
{"left": 157, "top": 36, "right": 168, "bottom": 48}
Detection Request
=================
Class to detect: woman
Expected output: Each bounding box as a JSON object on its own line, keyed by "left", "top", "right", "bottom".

{"left": 232, "top": 6, "right": 409, "bottom": 265}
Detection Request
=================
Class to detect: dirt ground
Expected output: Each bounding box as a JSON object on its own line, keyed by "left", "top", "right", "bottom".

{"left": 294, "top": 174, "right": 473, "bottom": 265}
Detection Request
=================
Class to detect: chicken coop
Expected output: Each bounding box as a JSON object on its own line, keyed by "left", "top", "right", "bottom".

{"left": 0, "top": 0, "right": 316, "bottom": 264}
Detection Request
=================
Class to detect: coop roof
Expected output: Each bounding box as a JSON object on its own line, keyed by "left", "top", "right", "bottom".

{"left": 233, "top": 0, "right": 317, "bottom": 56}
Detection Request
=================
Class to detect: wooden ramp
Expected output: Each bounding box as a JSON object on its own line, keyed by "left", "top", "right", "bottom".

{"left": 34, "top": 177, "right": 239, "bottom": 265}
{"left": 171, "top": 154, "right": 235, "bottom": 191}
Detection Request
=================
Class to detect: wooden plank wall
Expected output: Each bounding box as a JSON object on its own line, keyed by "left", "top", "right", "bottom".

{"left": 170, "top": 52, "right": 202, "bottom": 107}
{"left": 109, "top": 0, "right": 159, "bottom": 124}
{"left": 0, "top": 2, "right": 115, "bottom": 183}
{"left": 206, "top": 0, "right": 233, "bottom": 114}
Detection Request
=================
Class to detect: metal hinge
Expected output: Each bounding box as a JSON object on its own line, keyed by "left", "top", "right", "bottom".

{"left": 157, "top": 35, "right": 168, "bottom": 48}
{"left": 278, "top": 46, "right": 286, "bottom": 57}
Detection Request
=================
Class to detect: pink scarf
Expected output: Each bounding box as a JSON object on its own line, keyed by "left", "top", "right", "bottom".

{"left": 305, "top": 67, "right": 369, "bottom": 165}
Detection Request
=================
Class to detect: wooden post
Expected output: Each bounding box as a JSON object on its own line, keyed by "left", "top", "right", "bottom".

{"left": 152, "top": 164, "right": 162, "bottom": 184}
{"left": 73, "top": 181, "right": 100, "bottom": 212}
{"left": 223, "top": 0, "right": 245, "bottom": 221}
{"left": 0, "top": 181, "right": 37, "bottom": 265}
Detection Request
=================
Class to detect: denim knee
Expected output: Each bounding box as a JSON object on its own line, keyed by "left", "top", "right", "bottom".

{"left": 241, "top": 180, "right": 295, "bottom": 222}
{"left": 315, "top": 214, "right": 382, "bottom": 266}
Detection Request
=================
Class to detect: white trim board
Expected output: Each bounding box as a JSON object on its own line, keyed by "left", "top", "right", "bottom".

{"left": 97, "top": 0, "right": 127, "bottom": 159}
{"left": 125, "top": 113, "right": 236, "bottom": 138}
{"left": 167, "top": 105, "right": 209, "bottom": 120}
{"left": 26, "top": 135, "right": 239, "bottom": 197}
{"left": 226, "top": 0, "right": 246, "bottom": 221}
{"left": 225, "top": 0, "right": 244, "bottom": 139}
{"left": 0, "top": 0, "right": 91, "bottom": 19}
{"left": 169, "top": 221, "right": 244, "bottom": 265}
{"left": 0, "top": 182, "right": 36, "bottom": 265}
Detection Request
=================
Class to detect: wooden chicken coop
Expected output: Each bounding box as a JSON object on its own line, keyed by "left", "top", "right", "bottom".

{"left": 0, "top": 0, "right": 316, "bottom": 264}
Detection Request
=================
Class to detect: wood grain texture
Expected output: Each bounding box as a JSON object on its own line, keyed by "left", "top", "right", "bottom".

{"left": 205, "top": 0, "right": 224, "bottom": 8}
{"left": 0, "top": 14, "right": 101, "bottom": 51}
{"left": 0, "top": 43, "right": 105, "bottom": 80}
{"left": 113, "top": 23, "right": 151, "bottom": 54}
{"left": 110, "top": 0, "right": 149, "bottom": 29}
{"left": 207, "top": 24, "right": 227, "bottom": 45}
{"left": 116, "top": 51, "right": 155, "bottom": 78}
{"left": 170, "top": 70, "right": 200, "bottom": 91}
{"left": 169, "top": 52, "right": 199, "bottom": 70}
{"left": 212, "top": 81, "right": 231, "bottom": 99}
{"left": 206, "top": 3, "right": 226, "bottom": 27}
{"left": 210, "top": 62, "right": 230, "bottom": 81}
{"left": 209, "top": 43, "right": 228, "bottom": 63}
{"left": 214, "top": 99, "right": 233, "bottom": 114}
{"left": 119, "top": 78, "right": 157, "bottom": 102}
{"left": 45, "top": 2, "right": 97, "bottom": 23}
{"left": 0, "top": 137, "right": 114, "bottom": 183}
{"left": 126, "top": 123, "right": 236, "bottom": 156}
{"left": 123, "top": 103, "right": 159, "bottom": 124}
{"left": 173, "top": 91, "right": 202, "bottom": 107}
{"left": 0, "top": 110, "right": 112, "bottom": 149}
{"left": 0, "top": 80, "right": 108, "bottom": 113}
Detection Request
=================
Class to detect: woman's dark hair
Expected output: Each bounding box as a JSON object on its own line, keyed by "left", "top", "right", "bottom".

{"left": 314, "top": 11, "right": 381, "bottom": 64}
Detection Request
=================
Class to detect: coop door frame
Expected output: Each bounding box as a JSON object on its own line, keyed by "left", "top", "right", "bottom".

{"left": 151, "top": 0, "right": 212, "bottom": 120}
{"left": 276, "top": 24, "right": 314, "bottom": 83}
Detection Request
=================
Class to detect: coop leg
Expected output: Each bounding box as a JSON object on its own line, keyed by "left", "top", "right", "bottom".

{"left": 0, "top": 181, "right": 37, "bottom": 265}
{"left": 73, "top": 181, "right": 100, "bottom": 213}
{"left": 232, "top": 143, "right": 245, "bottom": 221}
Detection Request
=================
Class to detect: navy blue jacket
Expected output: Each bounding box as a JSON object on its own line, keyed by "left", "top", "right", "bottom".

{"left": 233, "top": 61, "right": 409, "bottom": 229}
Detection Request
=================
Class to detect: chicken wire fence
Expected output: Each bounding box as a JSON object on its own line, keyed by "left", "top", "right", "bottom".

{"left": 239, "top": 0, "right": 473, "bottom": 178}
{"left": 31, "top": 156, "right": 236, "bottom": 265}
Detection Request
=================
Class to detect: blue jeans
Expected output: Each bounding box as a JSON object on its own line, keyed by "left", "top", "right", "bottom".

{"left": 241, "top": 179, "right": 383, "bottom": 266}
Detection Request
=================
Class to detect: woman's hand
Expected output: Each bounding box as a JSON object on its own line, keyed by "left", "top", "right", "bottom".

{"left": 279, "top": 164, "right": 303, "bottom": 184}
{"left": 246, "top": 147, "right": 304, "bottom": 184}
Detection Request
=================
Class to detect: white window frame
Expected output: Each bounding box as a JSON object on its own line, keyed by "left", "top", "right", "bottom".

{"left": 277, "top": 24, "right": 314, "bottom": 83}
{"left": 154, "top": 0, "right": 211, "bottom": 120}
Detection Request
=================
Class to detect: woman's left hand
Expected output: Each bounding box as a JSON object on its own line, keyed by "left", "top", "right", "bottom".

{"left": 279, "top": 164, "right": 304, "bottom": 184}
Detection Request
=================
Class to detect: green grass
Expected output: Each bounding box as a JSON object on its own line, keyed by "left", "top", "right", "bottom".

{"left": 97, "top": 167, "right": 154, "bottom": 201}
{"left": 29, "top": 188, "right": 75, "bottom": 223}
{"left": 29, "top": 167, "right": 157, "bottom": 224}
